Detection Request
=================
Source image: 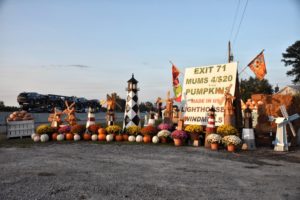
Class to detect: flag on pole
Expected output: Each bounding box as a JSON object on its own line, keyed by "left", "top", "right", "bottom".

{"left": 247, "top": 50, "right": 267, "bottom": 80}
{"left": 172, "top": 63, "right": 182, "bottom": 102}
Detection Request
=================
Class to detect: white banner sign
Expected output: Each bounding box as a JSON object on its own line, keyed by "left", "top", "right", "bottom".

{"left": 182, "top": 62, "right": 237, "bottom": 126}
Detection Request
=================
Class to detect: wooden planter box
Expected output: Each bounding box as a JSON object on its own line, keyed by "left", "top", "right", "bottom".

{"left": 7, "top": 120, "right": 35, "bottom": 138}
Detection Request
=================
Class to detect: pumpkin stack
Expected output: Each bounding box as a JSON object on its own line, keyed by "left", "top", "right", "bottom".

{"left": 7, "top": 111, "right": 33, "bottom": 121}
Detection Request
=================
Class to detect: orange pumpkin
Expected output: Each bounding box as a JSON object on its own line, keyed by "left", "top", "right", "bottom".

{"left": 83, "top": 133, "right": 91, "bottom": 141}
{"left": 52, "top": 133, "right": 58, "bottom": 141}
{"left": 115, "top": 135, "right": 123, "bottom": 142}
{"left": 98, "top": 128, "right": 106, "bottom": 135}
{"left": 98, "top": 133, "right": 106, "bottom": 141}
{"left": 66, "top": 133, "right": 74, "bottom": 141}
{"left": 122, "top": 134, "right": 129, "bottom": 141}
{"left": 143, "top": 135, "right": 152, "bottom": 143}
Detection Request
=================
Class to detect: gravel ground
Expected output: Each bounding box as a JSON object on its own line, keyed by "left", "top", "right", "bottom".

{"left": 0, "top": 140, "right": 300, "bottom": 200}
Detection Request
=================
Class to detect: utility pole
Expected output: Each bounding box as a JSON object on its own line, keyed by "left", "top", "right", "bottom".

{"left": 228, "top": 41, "right": 243, "bottom": 131}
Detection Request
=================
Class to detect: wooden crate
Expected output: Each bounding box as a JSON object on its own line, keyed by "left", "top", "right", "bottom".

{"left": 7, "top": 120, "right": 35, "bottom": 138}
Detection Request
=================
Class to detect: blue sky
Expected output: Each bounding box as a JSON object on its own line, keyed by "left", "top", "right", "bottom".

{"left": 0, "top": 0, "right": 299, "bottom": 106}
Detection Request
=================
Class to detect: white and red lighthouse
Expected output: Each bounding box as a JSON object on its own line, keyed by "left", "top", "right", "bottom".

{"left": 86, "top": 107, "right": 96, "bottom": 128}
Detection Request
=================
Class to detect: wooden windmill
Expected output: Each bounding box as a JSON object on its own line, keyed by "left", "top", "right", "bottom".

{"left": 100, "top": 93, "right": 122, "bottom": 126}
{"left": 269, "top": 105, "right": 300, "bottom": 151}
{"left": 160, "top": 91, "right": 176, "bottom": 123}
{"left": 63, "top": 101, "right": 77, "bottom": 126}
{"left": 48, "top": 107, "right": 62, "bottom": 128}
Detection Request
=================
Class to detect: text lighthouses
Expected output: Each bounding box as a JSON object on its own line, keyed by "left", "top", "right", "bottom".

{"left": 123, "top": 74, "right": 141, "bottom": 129}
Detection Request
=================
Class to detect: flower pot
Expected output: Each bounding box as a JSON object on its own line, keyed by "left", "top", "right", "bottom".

{"left": 122, "top": 134, "right": 129, "bottom": 141}
{"left": 227, "top": 144, "right": 235, "bottom": 152}
{"left": 193, "top": 140, "right": 199, "bottom": 147}
{"left": 115, "top": 135, "right": 123, "bottom": 142}
{"left": 173, "top": 138, "right": 183, "bottom": 146}
{"left": 98, "top": 133, "right": 106, "bottom": 141}
{"left": 143, "top": 135, "right": 152, "bottom": 143}
{"left": 211, "top": 143, "right": 219, "bottom": 150}
{"left": 160, "top": 137, "right": 167, "bottom": 143}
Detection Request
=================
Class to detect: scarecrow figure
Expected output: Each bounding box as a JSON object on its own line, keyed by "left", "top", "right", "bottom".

{"left": 224, "top": 85, "right": 235, "bottom": 126}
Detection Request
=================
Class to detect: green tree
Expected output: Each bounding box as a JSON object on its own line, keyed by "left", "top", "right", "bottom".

{"left": 282, "top": 40, "right": 300, "bottom": 84}
{"left": 240, "top": 76, "right": 274, "bottom": 101}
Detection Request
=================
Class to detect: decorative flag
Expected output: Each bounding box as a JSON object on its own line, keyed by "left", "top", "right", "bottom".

{"left": 248, "top": 51, "right": 267, "bottom": 80}
{"left": 172, "top": 64, "right": 182, "bottom": 102}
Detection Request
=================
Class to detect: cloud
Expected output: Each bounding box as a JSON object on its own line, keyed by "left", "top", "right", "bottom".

{"left": 68, "top": 64, "right": 90, "bottom": 68}
{"left": 41, "top": 64, "right": 91, "bottom": 68}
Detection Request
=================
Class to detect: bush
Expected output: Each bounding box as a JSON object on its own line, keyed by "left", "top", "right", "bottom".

{"left": 216, "top": 125, "right": 238, "bottom": 137}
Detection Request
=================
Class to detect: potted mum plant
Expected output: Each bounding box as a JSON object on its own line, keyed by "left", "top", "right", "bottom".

{"left": 216, "top": 124, "right": 238, "bottom": 137}
{"left": 206, "top": 133, "right": 222, "bottom": 150}
{"left": 140, "top": 125, "right": 158, "bottom": 143}
{"left": 106, "top": 125, "right": 121, "bottom": 142}
{"left": 58, "top": 125, "right": 71, "bottom": 141}
{"left": 125, "top": 125, "right": 141, "bottom": 141}
{"left": 157, "top": 123, "right": 172, "bottom": 131}
{"left": 71, "top": 124, "right": 85, "bottom": 141}
{"left": 184, "top": 124, "right": 203, "bottom": 146}
{"left": 157, "top": 129, "right": 171, "bottom": 143}
{"left": 222, "top": 135, "right": 242, "bottom": 152}
{"left": 171, "top": 130, "right": 188, "bottom": 146}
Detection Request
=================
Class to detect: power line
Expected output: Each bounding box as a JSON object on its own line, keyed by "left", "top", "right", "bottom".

{"left": 233, "top": 0, "right": 249, "bottom": 46}
{"left": 229, "top": 0, "right": 241, "bottom": 40}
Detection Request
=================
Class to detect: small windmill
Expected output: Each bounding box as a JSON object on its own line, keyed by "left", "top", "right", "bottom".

{"left": 269, "top": 105, "right": 300, "bottom": 151}
{"left": 48, "top": 107, "right": 62, "bottom": 128}
{"left": 100, "top": 93, "right": 122, "bottom": 126}
{"left": 63, "top": 101, "right": 77, "bottom": 126}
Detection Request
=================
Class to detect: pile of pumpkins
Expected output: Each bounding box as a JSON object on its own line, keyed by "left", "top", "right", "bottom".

{"left": 31, "top": 124, "right": 161, "bottom": 144}
{"left": 7, "top": 110, "right": 33, "bottom": 121}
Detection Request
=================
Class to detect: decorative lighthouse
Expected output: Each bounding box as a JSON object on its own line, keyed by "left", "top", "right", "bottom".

{"left": 86, "top": 107, "right": 96, "bottom": 128}
{"left": 205, "top": 106, "right": 216, "bottom": 148}
{"left": 123, "top": 74, "right": 141, "bottom": 129}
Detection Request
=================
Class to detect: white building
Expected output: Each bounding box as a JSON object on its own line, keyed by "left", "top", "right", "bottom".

{"left": 276, "top": 85, "right": 300, "bottom": 96}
